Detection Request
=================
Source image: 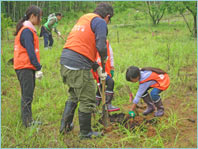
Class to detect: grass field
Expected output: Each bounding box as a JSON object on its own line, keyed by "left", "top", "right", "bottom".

{"left": 1, "top": 9, "right": 197, "bottom": 148}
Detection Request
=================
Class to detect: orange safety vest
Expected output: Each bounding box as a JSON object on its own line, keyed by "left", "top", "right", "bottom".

{"left": 14, "top": 26, "right": 40, "bottom": 70}
{"left": 139, "top": 72, "right": 170, "bottom": 90}
{"left": 63, "top": 13, "right": 100, "bottom": 62}
{"left": 95, "top": 40, "right": 112, "bottom": 77}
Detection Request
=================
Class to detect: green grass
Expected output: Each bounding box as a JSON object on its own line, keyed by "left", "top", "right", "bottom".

{"left": 1, "top": 9, "right": 197, "bottom": 148}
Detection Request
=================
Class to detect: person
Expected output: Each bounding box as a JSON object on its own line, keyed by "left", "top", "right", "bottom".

{"left": 126, "top": 66, "right": 170, "bottom": 117}
{"left": 13, "top": 5, "right": 43, "bottom": 127}
{"left": 59, "top": 3, "right": 114, "bottom": 139}
{"left": 92, "top": 40, "right": 120, "bottom": 112}
{"left": 40, "top": 12, "right": 62, "bottom": 49}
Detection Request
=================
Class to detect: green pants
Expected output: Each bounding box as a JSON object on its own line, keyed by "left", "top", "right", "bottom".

{"left": 60, "top": 65, "right": 96, "bottom": 113}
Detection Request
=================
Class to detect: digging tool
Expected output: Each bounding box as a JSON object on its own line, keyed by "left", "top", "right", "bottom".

{"left": 101, "top": 62, "right": 110, "bottom": 127}
{"left": 93, "top": 71, "right": 102, "bottom": 95}
{"left": 59, "top": 34, "right": 66, "bottom": 42}
{"left": 126, "top": 85, "right": 133, "bottom": 103}
{"left": 126, "top": 85, "right": 139, "bottom": 116}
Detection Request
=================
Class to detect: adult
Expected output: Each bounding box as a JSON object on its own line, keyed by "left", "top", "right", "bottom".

{"left": 59, "top": 3, "right": 114, "bottom": 139}
{"left": 40, "top": 13, "right": 62, "bottom": 49}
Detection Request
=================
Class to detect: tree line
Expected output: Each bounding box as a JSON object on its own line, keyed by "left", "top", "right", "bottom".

{"left": 1, "top": 1, "right": 197, "bottom": 38}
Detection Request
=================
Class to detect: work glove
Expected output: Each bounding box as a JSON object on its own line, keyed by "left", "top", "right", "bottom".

{"left": 97, "top": 66, "right": 107, "bottom": 81}
{"left": 57, "top": 31, "right": 61, "bottom": 36}
{"left": 35, "top": 71, "right": 43, "bottom": 79}
{"left": 110, "top": 70, "right": 114, "bottom": 78}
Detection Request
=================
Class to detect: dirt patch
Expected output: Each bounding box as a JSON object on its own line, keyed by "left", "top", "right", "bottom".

{"left": 98, "top": 112, "right": 159, "bottom": 138}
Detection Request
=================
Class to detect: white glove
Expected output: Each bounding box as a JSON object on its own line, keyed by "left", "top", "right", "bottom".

{"left": 35, "top": 71, "right": 43, "bottom": 79}
{"left": 97, "top": 66, "right": 107, "bottom": 81}
{"left": 58, "top": 32, "right": 61, "bottom": 36}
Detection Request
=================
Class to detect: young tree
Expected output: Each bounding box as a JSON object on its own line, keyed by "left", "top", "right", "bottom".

{"left": 146, "top": 1, "right": 166, "bottom": 25}
{"left": 166, "top": 1, "right": 197, "bottom": 37}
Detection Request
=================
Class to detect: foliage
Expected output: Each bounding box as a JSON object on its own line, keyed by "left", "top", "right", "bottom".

{"left": 1, "top": 1, "right": 197, "bottom": 148}
{"left": 146, "top": 1, "right": 166, "bottom": 25}
{"left": 166, "top": 1, "right": 197, "bottom": 37}
{"left": 1, "top": 13, "right": 13, "bottom": 40}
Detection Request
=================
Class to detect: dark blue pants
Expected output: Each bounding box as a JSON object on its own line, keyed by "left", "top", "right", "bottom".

{"left": 142, "top": 88, "right": 162, "bottom": 102}
{"left": 150, "top": 88, "right": 162, "bottom": 102}
{"left": 43, "top": 32, "right": 53, "bottom": 48}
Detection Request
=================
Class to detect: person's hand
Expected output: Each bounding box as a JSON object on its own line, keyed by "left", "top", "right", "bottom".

{"left": 131, "top": 103, "right": 136, "bottom": 111}
{"left": 101, "top": 56, "right": 108, "bottom": 64}
{"left": 110, "top": 70, "right": 114, "bottom": 78}
{"left": 97, "top": 66, "right": 107, "bottom": 81}
{"left": 35, "top": 71, "right": 43, "bottom": 79}
{"left": 58, "top": 31, "right": 61, "bottom": 36}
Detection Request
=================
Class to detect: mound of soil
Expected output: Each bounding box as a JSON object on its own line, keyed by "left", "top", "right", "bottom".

{"left": 98, "top": 112, "right": 158, "bottom": 137}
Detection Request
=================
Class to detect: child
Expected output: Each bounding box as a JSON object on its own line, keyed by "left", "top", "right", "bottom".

{"left": 92, "top": 40, "right": 120, "bottom": 112}
{"left": 14, "top": 5, "right": 43, "bottom": 127}
{"left": 126, "top": 66, "right": 170, "bottom": 117}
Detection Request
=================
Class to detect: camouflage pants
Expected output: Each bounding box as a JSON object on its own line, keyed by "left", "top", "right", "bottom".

{"left": 60, "top": 65, "right": 96, "bottom": 113}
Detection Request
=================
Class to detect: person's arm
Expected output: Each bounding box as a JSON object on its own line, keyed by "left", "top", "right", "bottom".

{"left": 20, "top": 29, "right": 42, "bottom": 71}
{"left": 91, "top": 17, "right": 107, "bottom": 63}
{"left": 132, "top": 81, "right": 156, "bottom": 104}
{"left": 108, "top": 43, "right": 114, "bottom": 77}
{"left": 108, "top": 43, "right": 114, "bottom": 69}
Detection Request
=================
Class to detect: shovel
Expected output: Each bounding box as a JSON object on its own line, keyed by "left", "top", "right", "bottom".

{"left": 60, "top": 35, "right": 66, "bottom": 42}
{"left": 101, "top": 62, "right": 110, "bottom": 127}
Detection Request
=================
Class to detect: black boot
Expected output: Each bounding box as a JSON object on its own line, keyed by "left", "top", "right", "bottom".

{"left": 60, "top": 101, "right": 77, "bottom": 134}
{"left": 105, "top": 91, "right": 120, "bottom": 112}
{"left": 78, "top": 110, "right": 101, "bottom": 139}
{"left": 154, "top": 98, "right": 164, "bottom": 117}
{"left": 21, "top": 99, "right": 32, "bottom": 127}
{"left": 21, "top": 100, "right": 42, "bottom": 127}
{"left": 142, "top": 93, "right": 155, "bottom": 115}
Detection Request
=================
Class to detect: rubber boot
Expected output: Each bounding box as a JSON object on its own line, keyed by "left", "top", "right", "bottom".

{"left": 78, "top": 110, "right": 101, "bottom": 139}
{"left": 105, "top": 91, "right": 120, "bottom": 112}
{"left": 21, "top": 99, "right": 32, "bottom": 127}
{"left": 60, "top": 101, "right": 77, "bottom": 134}
{"left": 142, "top": 93, "right": 155, "bottom": 115}
{"left": 154, "top": 98, "right": 164, "bottom": 117}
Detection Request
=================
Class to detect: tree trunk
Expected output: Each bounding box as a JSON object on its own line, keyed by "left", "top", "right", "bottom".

{"left": 193, "top": 15, "right": 197, "bottom": 37}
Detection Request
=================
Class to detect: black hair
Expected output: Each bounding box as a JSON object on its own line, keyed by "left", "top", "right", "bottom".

{"left": 94, "top": 2, "right": 114, "bottom": 19}
{"left": 55, "top": 12, "right": 62, "bottom": 16}
{"left": 141, "top": 67, "right": 167, "bottom": 74}
{"left": 126, "top": 66, "right": 140, "bottom": 81}
{"left": 14, "top": 5, "right": 42, "bottom": 36}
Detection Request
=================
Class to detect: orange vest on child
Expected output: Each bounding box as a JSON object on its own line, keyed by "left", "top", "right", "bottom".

{"left": 63, "top": 13, "right": 100, "bottom": 62}
{"left": 14, "top": 26, "right": 40, "bottom": 70}
{"left": 139, "top": 72, "right": 170, "bottom": 90}
{"left": 95, "top": 40, "right": 112, "bottom": 77}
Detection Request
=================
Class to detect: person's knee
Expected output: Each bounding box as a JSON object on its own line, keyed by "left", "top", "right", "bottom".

{"left": 79, "top": 102, "right": 96, "bottom": 113}
{"left": 150, "top": 91, "right": 160, "bottom": 102}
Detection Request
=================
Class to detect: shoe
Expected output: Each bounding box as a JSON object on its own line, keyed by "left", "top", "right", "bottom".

{"left": 105, "top": 91, "right": 120, "bottom": 112}
{"left": 142, "top": 93, "right": 155, "bottom": 115}
{"left": 154, "top": 98, "right": 164, "bottom": 117}
{"left": 60, "top": 101, "right": 77, "bottom": 134}
{"left": 78, "top": 110, "right": 101, "bottom": 139}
